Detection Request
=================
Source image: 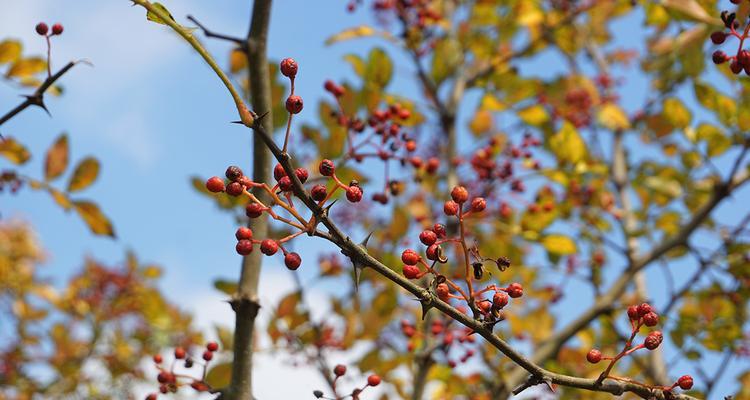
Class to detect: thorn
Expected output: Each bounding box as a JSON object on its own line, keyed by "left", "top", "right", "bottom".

{"left": 420, "top": 298, "right": 433, "bottom": 320}
{"left": 255, "top": 110, "right": 269, "bottom": 121}
{"left": 352, "top": 261, "right": 363, "bottom": 292}
{"left": 359, "top": 231, "right": 374, "bottom": 248}
{"left": 323, "top": 199, "right": 338, "bottom": 214}
{"left": 231, "top": 120, "right": 244, "bottom": 124}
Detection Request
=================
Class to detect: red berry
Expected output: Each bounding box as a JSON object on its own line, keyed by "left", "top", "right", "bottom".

{"left": 401, "top": 249, "right": 420, "bottom": 265}
{"left": 225, "top": 165, "right": 243, "bottom": 181}
{"left": 677, "top": 375, "right": 693, "bottom": 390}
{"left": 206, "top": 176, "right": 225, "bottom": 193}
{"left": 226, "top": 182, "right": 244, "bottom": 196}
{"left": 637, "top": 303, "right": 652, "bottom": 317}
{"left": 492, "top": 292, "right": 509, "bottom": 309}
{"left": 146, "top": 394, "right": 157, "bottom": 400}
{"left": 713, "top": 50, "right": 728, "bottom": 64}
{"left": 405, "top": 140, "right": 417, "bottom": 152}
{"left": 35, "top": 22, "right": 48, "bottom": 35}
{"left": 403, "top": 264, "right": 420, "bottom": 279}
{"left": 280, "top": 58, "right": 298, "bottom": 78}
{"left": 278, "top": 176, "right": 293, "bottom": 192}
{"left": 507, "top": 283, "right": 523, "bottom": 298}
{"left": 627, "top": 305, "right": 639, "bottom": 321}
{"left": 273, "top": 163, "right": 287, "bottom": 181}
{"left": 444, "top": 200, "right": 460, "bottom": 216}
{"left": 202, "top": 350, "right": 213, "bottom": 361}
{"left": 286, "top": 95, "right": 304, "bottom": 114}
{"left": 425, "top": 244, "right": 439, "bottom": 260}
{"left": 470, "top": 197, "right": 486, "bottom": 212}
{"left": 260, "top": 239, "right": 278, "bottom": 256}
{"left": 295, "top": 167, "right": 309, "bottom": 183}
{"left": 451, "top": 186, "right": 469, "bottom": 203}
{"left": 284, "top": 252, "right": 302, "bottom": 270}
{"left": 644, "top": 331, "right": 663, "bottom": 350}
{"left": 159, "top": 385, "right": 168, "bottom": 393}
{"left": 425, "top": 157, "right": 439, "bottom": 174}
{"left": 319, "top": 159, "right": 335, "bottom": 176}
{"left": 419, "top": 230, "right": 437, "bottom": 246}
{"left": 710, "top": 31, "right": 727, "bottom": 45}
{"left": 174, "top": 347, "right": 186, "bottom": 359}
{"left": 643, "top": 311, "right": 659, "bottom": 327}
{"left": 367, "top": 374, "right": 381, "bottom": 387}
{"left": 436, "top": 282, "right": 450, "bottom": 301}
{"left": 153, "top": 354, "right": 163, "bottom": 364}
{"left": 346, "top": 185, "right": 363, "bottom": 202}
{"left": 246, "top": 203, "right": 264, "bottom": 218}
{"left": 206, "top": 342, "right": 219, "bottom": 352}
{"left": 333, "top": 364, "right": 347, "bottom": 377}
{"left": 157, "top": 371, "right": 170, "bottom": 383}
{"left": 311, "top": 184, "right": 327, "bottom": 201}
{"left": 586, "top": 349, "right": 602, "bottom": 364}
{"left": 191, "top": 381, "right": 209, "bottom": 392}
{"left": 51, "top": 23, "right": 63, "bottom": 35}
{"left": 433, "top": 223, "right": 446, "bottom": 238}
{"left": 731, "top": 60, "right": 743, "bottom": 74}
{"left": 236, "top": 240, "right": 253, "bottom": 255}
{"left": 324, "top": 80, "right": 345, "bottom": 97}
{"left": 237, "top": 175, "right": 253, "bottom": 188}
{"left": 235, "top": 227, "right": 253, "bottom": 240}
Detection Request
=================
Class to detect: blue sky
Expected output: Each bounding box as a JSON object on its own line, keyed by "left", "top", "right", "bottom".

{"left": 1, "top": 1, "right": 748, "bottom": 399}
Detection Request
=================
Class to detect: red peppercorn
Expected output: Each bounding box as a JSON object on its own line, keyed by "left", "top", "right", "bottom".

{"left": 206, "top": 342, "right": 219, "bottom": 352}
{"left": 644, "top": 331, "right": 663, "bottom": 350}
{"left": 637, "top": 303, "right": 652, "bottom": 317}
{"left": 280, "top": 58, "right": 298, "bottom": 78}
{"left": 643, "top": 312, "right": 659, "bottom": 327}
{"left": 278, "top": 176, "right": 293, "bottom": 192}
{"left": 627, "top": 305, "right": 639, "bottom": 321}
{"left": 284, "top": 252, "right": 302, "bottom": 270}
{"left": 206, "top": 176, "right": 225, "bottom": 193}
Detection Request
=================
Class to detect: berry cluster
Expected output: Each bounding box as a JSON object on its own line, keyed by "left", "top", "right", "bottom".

{"left": 586, "top": 303, "right": 693, "bottom": 394}
{"left": 321, "top": 77, "right": 429, "bottom": 205}
{"left": 0, "top": 171, "right": 23, "bottom": 194}
{"left": 312, "top": 364, "right": 381, "bottom": 400}
{"left": 206, "top": 165, "right": 304, "bottom": 269}
{"left": 400, "top": 185, "right": 521, "bottom": 322}
{"left": 35, "top": 22, "right": 64, "bottom": 37}
{"left": 710, "top": 4, "right": 750, "bottom": 75}
{"left": 401, "top": 317, "right": 480, "bottom": 367}
{"left": 145, "top": 342, "right": 220, "bottom": 399}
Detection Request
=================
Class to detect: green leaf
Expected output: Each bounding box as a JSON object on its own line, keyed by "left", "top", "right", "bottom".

{"left": 695, "top": 124, "right": 731, "bottom": 157}
{"left": 67, "top": 157, "right": 100, "bottom": 192}
{"left": 73, "top": 200, "right": 115, "bottom": 237}
{"left": 365, "top": 48, "right": 392, "bottom": 89}
{"left": 597, "top": 103, "right": 630, "bottom": 130}
{"left": 146, "top": 2, "right": 176, "bottom": 25}
{"left": 549, "top": 122, "right": 586, "bottom": 164}
{"left": 431, "top": 38, "right": 461, "bottom": 84}
{"left": 205, "top": 362, "right": 232, "bottom": 389}
{"left": 541, "top": 234, "right": 577, "bottom": 255}
{"left": 662, "top": 98, "right": 691, "bottom": 130}
{"left": 213, "top": 279, "right": 238, "bottom": 296}
{"left": 44, "top": 134, "right": 69, "bottom": 181}
{"left": 343, "top": 54, "right": 365, "bottom": 77}
{"left": 0, "top": 137, "right": 31, "bottom": 165}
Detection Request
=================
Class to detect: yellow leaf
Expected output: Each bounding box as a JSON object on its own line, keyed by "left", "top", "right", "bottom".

{"left": 696, "top": 124, "right": 731, "bottom": 157}
{"left": 541, "top": 234, "right": 577, "bottom": 255}
{"left": 276, "top": 292, "right": 300, "bottom": 318}
{"left": 67, "top": 157, "right": 100, "bottom": 192}
{"left": 6, "top": 57, "right": 46, "bottom": 78}
{"left": 73, "top": 200, "right": 115, "bottom": 237}
{"left": 517, "top": 105, "right": 548, "bottom": 126}
{"left": 662, "top": 0, "right": 722, "bottom": 26}
{"left": 0, "top": 40, "right": 21, "bottom": 64}
{"left": 0, "top": 137, "right": 31, "bottom": 164}
{"left": 597, "top": 103, "right": 630, "bottom": 130}
{"left": 229, "top": 48, "right": 246, "bottom": 74}
{"left": 325, "top": 25, "right": 393, "bottom": 45}
{"left": 550, "top": 122, "right": 586, "bottom": 164}
{"left": 663, "top": 98, "right": 691, "bottom": 129}
{"left": 205, "top": 362, "right": 233, "bottom": 389}
{"left": 469, "top": 110, "right": 493, "bottom": 135}
{"left": 44, "top": 134, "right": 69, "bottom": 181}
{"left": 48, "top": 188, "right": 72, "bottom": 210}
{"left": 142, "top": 265, "right": 162, "bottom": 279}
